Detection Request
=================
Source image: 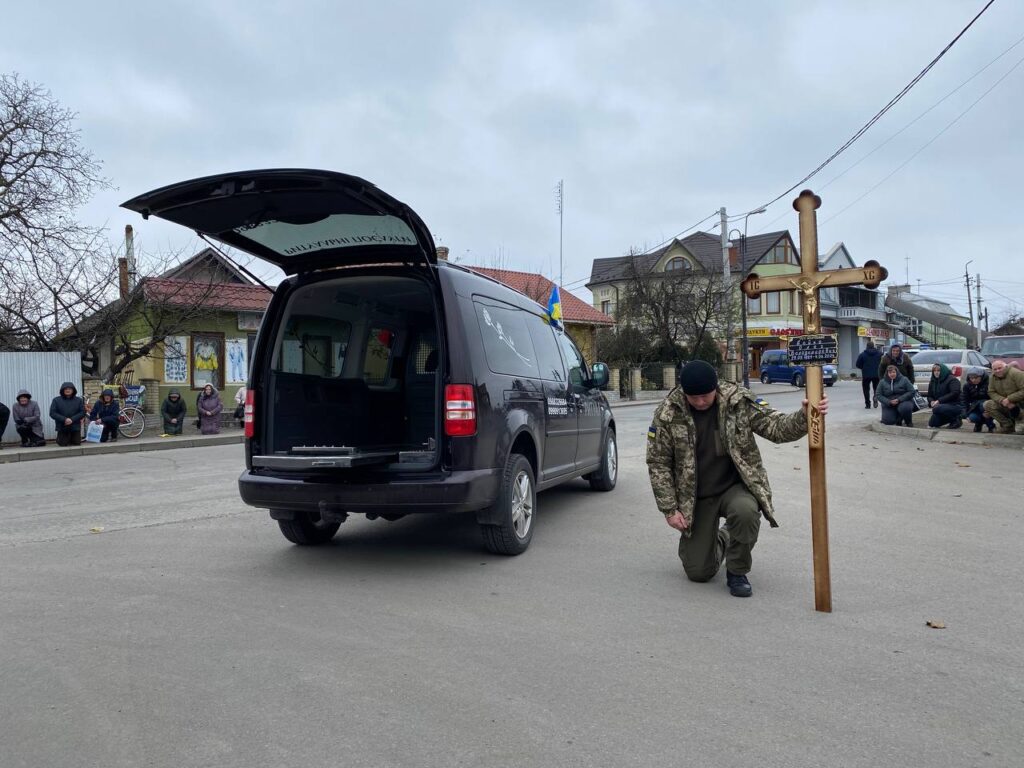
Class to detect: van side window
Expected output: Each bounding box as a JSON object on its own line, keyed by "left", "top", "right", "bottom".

{"left": 526, "top": 314, "right": 565, "bottom": 382}
{"left": 556, "top": 332, "right": 588, "bottom": 389}
{"left": 473, "top": 299, "right": 539, "bottom": 378}
{"left": 363, "top": 327, "right": 395, "bottom": 384}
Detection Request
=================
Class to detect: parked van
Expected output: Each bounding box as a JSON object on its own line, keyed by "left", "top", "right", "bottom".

{"left": 759, "top": 349, "right": 837, "bottom": 387}
{"left": 123, "top": 169, "right": 617, "bottom": 555}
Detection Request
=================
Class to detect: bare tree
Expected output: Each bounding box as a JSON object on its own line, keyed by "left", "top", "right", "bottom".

{"left": 617, "top": 248, "right": 734, "bottom": 365}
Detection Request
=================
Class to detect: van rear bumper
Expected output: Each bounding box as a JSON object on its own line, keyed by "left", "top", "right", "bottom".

{"left": 237, "top": 467, "right": 501, "bottom": 515}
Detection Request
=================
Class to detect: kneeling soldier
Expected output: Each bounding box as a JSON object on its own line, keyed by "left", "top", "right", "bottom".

{"left": 646, "top": 360, "right": 828, "bottom": 597}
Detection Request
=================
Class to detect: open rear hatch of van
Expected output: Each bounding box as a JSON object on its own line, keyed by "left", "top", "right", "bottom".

{"left": 122, "top": 170, "right": 442, "bottom": 473}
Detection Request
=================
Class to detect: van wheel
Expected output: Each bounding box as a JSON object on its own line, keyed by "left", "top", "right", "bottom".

{"left": 793, "top": 373, "right": 804, "bottom": 388}
{"left": 278, "top": 510, "right": 341, "bottom": 545}
{"left": 760, "top": 372, "right": 770, "bottom": 384}
{"left": 481, "top": 453, "right": 535, "bottom": 556}
{"left": 588, "top": 428, "right": 617, "bottom": 491}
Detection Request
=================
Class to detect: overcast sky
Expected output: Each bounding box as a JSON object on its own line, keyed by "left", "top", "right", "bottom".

{"left": 3, "top": 1, "right": 1022, "bottom": 322}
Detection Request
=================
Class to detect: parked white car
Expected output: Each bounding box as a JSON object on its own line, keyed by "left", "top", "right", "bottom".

{"left": 911, "top": 349, "right": 991, "bottom": 393}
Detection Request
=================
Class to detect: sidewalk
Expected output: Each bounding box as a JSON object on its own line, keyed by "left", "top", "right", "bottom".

{"left": 870, "top": 421, "right": 1024, "bottom": 450}
{"left": 0, "top": 430, "right": 243, "bottom": 464}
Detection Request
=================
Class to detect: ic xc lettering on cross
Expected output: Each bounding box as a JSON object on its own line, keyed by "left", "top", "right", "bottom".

{"left": 740, "top": 190, "right": 889, "bottom": 613}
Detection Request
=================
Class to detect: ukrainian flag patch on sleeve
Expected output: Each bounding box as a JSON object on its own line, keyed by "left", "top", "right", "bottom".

{"left": 647, "top": 425, "right": 657, "bottom": 440}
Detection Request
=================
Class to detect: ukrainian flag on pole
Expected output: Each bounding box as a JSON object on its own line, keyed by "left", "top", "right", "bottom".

{"left": 546, "top": 285, "right": 563, "bottom": 329}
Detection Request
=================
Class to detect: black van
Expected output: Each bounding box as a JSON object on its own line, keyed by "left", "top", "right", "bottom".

{"left": 123, "top": 169, "right": 617, "bottom": 555}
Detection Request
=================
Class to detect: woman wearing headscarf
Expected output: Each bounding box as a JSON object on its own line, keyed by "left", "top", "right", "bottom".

{"left": 926, "top": 363, "right": 963, "bottom": 429}
{"left": 88, "top": 388, "right": 121, "bottom": 442}
{"left": 197, "top": 384, "right": 223, "bottom": 435}
{"left": 161, "top": 389, "right": 187, "bottom": 435}
{"left": 875, "top": 364, "right": 916, "bottom": 427}
{"left": 12, "top": 390, "right": 46, "bottom": 447}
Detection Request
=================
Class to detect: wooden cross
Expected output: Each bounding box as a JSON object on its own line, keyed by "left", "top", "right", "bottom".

{"left": 740, "top": 189, "right": 889, "bottom": 613}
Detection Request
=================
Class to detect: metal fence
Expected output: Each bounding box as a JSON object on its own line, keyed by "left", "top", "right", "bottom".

{"left": 0, "top": 352, "right": 82, "bottom": 443}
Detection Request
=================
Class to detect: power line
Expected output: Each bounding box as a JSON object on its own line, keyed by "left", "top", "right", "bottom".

{"left": 822, "top": 49, "right": 1024, "bottom": 225}
{"left": 750, "top": 0, "right": 997, "bottom": 216}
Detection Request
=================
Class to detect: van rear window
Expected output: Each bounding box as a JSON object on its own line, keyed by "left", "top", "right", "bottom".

{"left": 473, "top": 300, "right": 538, "bottom": 378}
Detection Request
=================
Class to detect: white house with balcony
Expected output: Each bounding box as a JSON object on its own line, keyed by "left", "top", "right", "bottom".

{"left": 819, "top": 243, "right": 889, "bottom": 375}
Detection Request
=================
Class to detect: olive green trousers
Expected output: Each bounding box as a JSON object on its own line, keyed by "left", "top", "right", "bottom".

{"left": 678, "top": 483, "right": 761, "bottom": 581}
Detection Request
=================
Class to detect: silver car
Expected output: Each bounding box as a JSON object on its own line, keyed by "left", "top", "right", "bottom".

{"left": 911, "top": 349, "right": 991, "bottom": 393}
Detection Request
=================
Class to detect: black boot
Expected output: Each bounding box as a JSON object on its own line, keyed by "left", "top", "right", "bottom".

{"left": 974, "top": 422, "right": 983, "bottom": 433}
{"left": 726, "top": 571, "right": 753, "bottom": 598}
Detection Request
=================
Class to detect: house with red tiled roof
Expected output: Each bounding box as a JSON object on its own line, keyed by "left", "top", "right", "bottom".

{"left": 465, "top": 265, "right": 613, "bottom": 362}
{"left": 79, "top": 248, "right": 273, "bottom": 407}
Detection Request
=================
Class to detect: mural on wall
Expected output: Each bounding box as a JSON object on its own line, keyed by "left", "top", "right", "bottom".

{"left": 193, "top": 335, "right": 222, "bottom": 389}
{"left": 164, "top": 336, "right": 188, "bottom": 383}
{"left": 227, "top": 338, "right": 248, "bottom": 383}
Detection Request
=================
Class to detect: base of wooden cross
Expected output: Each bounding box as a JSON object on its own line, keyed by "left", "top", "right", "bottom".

{"left": 805, "top": 364, "right": 832, "bottom": 613}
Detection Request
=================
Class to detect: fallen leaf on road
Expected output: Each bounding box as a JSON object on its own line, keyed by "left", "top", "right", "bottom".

{"left": 953, "top": 493, "right": 962, "bottom": 498}
{"left": 89, "top": 527, "right": 104, "bottom": 534}
{"left": 916, "top": 447, "right": 924, "bottom": 451}
{"left": 926, "top": 620, "right": 946, "bottom": 629}
{"left": 955, "top": 462, "right": 971, "bottom": 468}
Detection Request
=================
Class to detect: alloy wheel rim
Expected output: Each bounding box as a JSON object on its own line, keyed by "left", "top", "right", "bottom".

{"left": 511, "top": 470, "right": 533, "bottom": 538}
{"left": 607, "top": 436, "right": 617, "bottom": 482}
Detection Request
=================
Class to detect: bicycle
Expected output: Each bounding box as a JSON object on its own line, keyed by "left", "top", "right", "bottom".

{"left": 81, "top": 395, "right": 147, "bottom": 439}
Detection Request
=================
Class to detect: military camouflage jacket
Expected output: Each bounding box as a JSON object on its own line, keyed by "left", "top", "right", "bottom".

{"left": 646, "top": 381, "right": 808, "bottom": 532}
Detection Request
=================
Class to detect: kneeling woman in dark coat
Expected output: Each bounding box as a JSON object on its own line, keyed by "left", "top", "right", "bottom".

{"left": 875, "top": 364, "right": 916, "bottom": 426}
{"left": 961, "top": 367, "right": 995, "bottom": 433}
{"left": 161, "top": 389, "right": 187, "bottom": 435}
{"left": 88, "top": 388, "right": 121, "bottom": 442}
{"left": 927, "top": 363, "right": 963, "bottom": 429}
{"left": 197, "top": 384, "right": 223, "bottom": 435}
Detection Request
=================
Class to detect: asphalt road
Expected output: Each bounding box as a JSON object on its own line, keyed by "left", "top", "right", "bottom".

{"left": 2, "top": 380, "right": 1021, "bottom": 768}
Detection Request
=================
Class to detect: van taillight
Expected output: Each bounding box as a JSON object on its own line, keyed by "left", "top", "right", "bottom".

{"left": 244, "top": 389, "right": 255, "bottom": 439}
{"left": 445, "top": 384, "right": 476, "bottom": 437}
{"left": 951, "top": 365, "right": 962, "bottom": 377}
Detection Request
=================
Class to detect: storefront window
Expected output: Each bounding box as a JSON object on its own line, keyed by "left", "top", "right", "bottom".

{"left": 192, "top": 334, "right": 224, "bottom": 390}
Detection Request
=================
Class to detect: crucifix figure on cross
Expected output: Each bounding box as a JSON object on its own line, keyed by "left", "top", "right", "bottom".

{"left": 741, "top": 189, "right": 889, "bottom": 613}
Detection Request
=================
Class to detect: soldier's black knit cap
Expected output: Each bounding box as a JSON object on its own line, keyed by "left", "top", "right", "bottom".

{"left": 678, "top": 360, "right": 718, "bottom": 395}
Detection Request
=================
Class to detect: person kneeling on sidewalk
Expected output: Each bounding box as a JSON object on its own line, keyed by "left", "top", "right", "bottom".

{"left": 927, "top": 363, "right": 962, "bottom": 429}
{"left": 49, "top": 382, "right": 85, "bottom": 447}
{"left": 12, "top": 390, "right": 46, "bottom": 446}
{"left": 88, "top": 388, "right": 120, "bottom": 443}
{"left": 646, "top": 360, "right": 828, "bottom": 598}
{"left": 161, "top": 389, "right": 187, "bottom": 435}
{"left": 984, "top": 360, "right": 1024, "bottom": 434}
{"left": 875, "top": 365, "right": 916, "bottom": 427}
{"left": 961, "top": 367, "right": 995, "bottom": 433}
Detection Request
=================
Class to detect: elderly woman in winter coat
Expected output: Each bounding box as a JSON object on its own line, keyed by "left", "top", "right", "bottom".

{"left": 12, "top": 390, "right": 46, "bottom": 447}
{"left": 88, "top": 388, "right": 121, "bottom": 443}
{"left": 926, "top": 363, "right": 963, "bottom": 429}
{"left": 875, "top": 364, "right": 917, "bottom": 427}
{"left": 197, "top": 384, "right": 223, "bottom": 435}
{"left": 961, "top": 366, "right": 995, "bottom": 433}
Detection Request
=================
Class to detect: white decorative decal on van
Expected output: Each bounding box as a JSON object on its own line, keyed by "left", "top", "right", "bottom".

{"left": 235, "top": 214, "right": 418, "bottom": 256}
{"left": 481, "top": 307, "right": 532, "bottom": 366}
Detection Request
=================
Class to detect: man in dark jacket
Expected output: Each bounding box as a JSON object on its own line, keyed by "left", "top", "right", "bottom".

{"left": 855, "top": 340, "right": 883, "bottom": 409}
{"left": 926, "top": 363, "right": 962, "bottom": 429}
{"left": 878, "top": 343, "right": 915, "bottom": 382}
{"left": 88, "top": 388, "right": 120, "bottom": 443}
{"left": 49, "top": 382, "right": 86, "bottom": 446}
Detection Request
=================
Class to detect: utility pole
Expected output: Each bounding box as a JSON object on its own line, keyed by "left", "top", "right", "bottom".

{"left": 975, "top": 273, "right": 984, "bottom": 335}
{"left": 964, "top": 261, "right": 975, "bottom": 327}
{"left": 555, "top": 180, "right": 564, "bottom": 287}
{"left": 720, "top": 207, "right": 732, "bottom": 370}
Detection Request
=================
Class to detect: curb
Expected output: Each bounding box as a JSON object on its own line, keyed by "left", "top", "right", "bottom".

{"left": 0, "top": 433, "right": 244, "bottom": 464}
{"left": 869, "top": 421, "right": 1024, "bottom": 449}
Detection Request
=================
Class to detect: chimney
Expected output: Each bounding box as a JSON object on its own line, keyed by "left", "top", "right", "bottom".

{"left": 124, "top": 224, "right": 137, "bottom": 289}
{"left": 436, "top": 246, "right": 450, "bottom": 261}
{"left": 118, "top": 257, "right": 130, "bottom": 300}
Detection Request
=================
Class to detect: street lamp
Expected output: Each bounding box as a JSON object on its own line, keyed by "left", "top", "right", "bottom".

{"left": 731, "top": 207, "right": 767, "bottom": 388}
